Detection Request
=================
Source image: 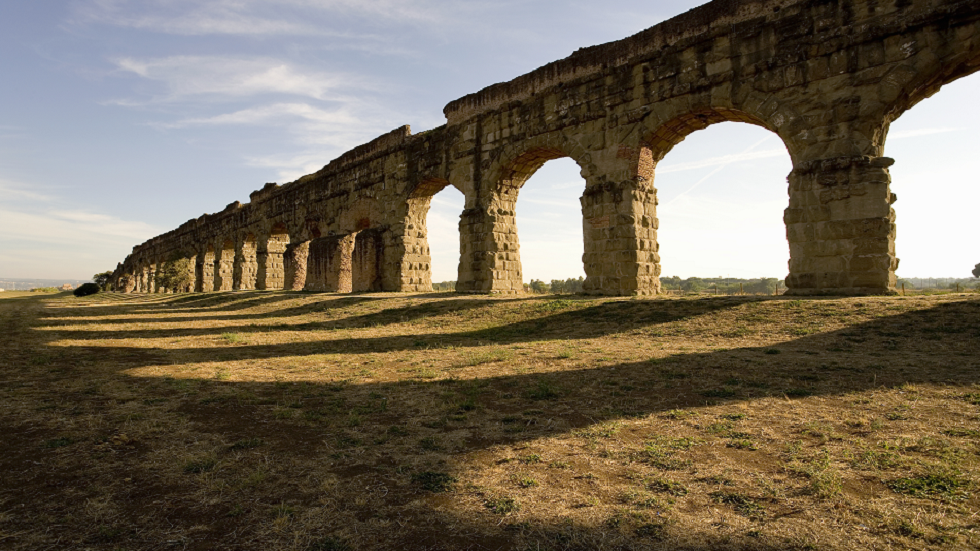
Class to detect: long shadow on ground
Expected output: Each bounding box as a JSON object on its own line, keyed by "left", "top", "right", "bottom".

{"left": 4, "top": 293, "right": 980, "bottom": 550}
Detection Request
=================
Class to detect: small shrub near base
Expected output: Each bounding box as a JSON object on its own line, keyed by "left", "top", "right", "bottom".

{"left": 74, "top": 283, "right": 101, "bottom": 297}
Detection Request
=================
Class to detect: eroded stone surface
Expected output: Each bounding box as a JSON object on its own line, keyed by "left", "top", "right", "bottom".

{"left": 113, "top": 0, "right": 980, "bottom": 296}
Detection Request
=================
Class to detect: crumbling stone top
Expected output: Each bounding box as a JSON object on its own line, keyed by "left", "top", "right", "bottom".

{"left": 443, "top": 0, "right": 798, "bottom": 124}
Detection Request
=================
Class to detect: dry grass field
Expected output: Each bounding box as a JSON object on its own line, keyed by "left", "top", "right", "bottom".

{"left": 1, "top": 289, "right": 979, "bottom": 550}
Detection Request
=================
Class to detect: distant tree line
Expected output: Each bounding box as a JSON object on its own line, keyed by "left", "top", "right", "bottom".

{"left": 897, "top": 276, "right": 980, "bottom": 290}
{"left": 659, "top": 276, "right": 783, "bottom": 295}
{"left": 433, "top": 281, "right": 456, "bottom": 292}
{"left": 525, "top": 277, "right": 585, "bottom": 294}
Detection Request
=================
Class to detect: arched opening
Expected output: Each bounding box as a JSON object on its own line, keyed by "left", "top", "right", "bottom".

{"left": 476, "top": 147, "right": 593, "bottom": 294}
{"left": 513, "top": 157, "right": 587, "bottom": 292}
{"left": 406, "top": 178, "right": 464, "bottom": 292}
{"left": 259, "top": 224, "right": 290, "bottom": 290}
{"left": 215, "top": 239, "right": 234, "bottom": 291}
{"left": 235, "top": 233, "right": 258, "bottom": 290}
{"left": 881, "top": 74, "right": 980, "bottom": 289}
{"left": 641, "top": 110, "right": 793, "bottom": 294}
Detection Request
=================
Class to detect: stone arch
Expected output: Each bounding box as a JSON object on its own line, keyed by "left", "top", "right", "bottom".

{"left": 487, "top": 132, "right": 597, "bottom": 194}
{"left": 461, "top": 134, "right": 603, "bottom": 294}
{"left": 634, "top": 102, "right": 806, "bottom": 291}
{"left": 638, "top": 104, "right": 804, "bottom": 173}
{"left": 877, "top": 50, "right": 980, "bottom": 151}
{"left": 400, "top": 177, "right": 458, "bottom": 291}
{"left": 258, "top": 223, "right": 290, "bottom": 290}
{"left": 215, "top": 238, "right": 235, "bottom": 291}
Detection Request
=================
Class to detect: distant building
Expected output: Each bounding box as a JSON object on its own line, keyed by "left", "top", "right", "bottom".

{"left": 60, "top": 283, "right": 73, "bottom": 291}
{"left": 0, "top": 289, "right": 5, "bottom": 292}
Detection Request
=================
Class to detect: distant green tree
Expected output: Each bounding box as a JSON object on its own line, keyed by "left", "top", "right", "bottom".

{"left": 549, "top": 279, "right": 567, "bottom": 294}
{"left": 155, "top": 257, "right": 194, "bottom": 293}
{"left": 682, "top": 277, "right": 703, "bottom": 292}
{"left": 74, "top": 283, "right": 101, "bottom": 297}
{"left": 973, "top": 263, "right": 980, "bottom": 279}
{"left": 92, "top": 271, "right": 114, "bottom": 291}
{"left": 529, "top": 279, "right": 548, "bottom": 294}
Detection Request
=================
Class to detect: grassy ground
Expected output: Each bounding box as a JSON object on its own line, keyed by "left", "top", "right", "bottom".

{"left": 1, "top": 289, "right": 978, "bottom": 550}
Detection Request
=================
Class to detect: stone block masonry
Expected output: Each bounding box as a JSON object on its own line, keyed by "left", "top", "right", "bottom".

{"left": 113, "top": 0, "right": 980, "bottom": 296}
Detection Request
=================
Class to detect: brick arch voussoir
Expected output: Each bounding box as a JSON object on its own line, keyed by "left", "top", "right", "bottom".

{"left": 638, "top": 93, "right": 808, "bottom": 168}
{"left": 487, "top": 132, "right": 598, "bottom": 195}
{"left": 407, "top": 177, "right": 453, "bottom": 201}
{"left": 878, "top": 49, "right": 980, "bottom": 150}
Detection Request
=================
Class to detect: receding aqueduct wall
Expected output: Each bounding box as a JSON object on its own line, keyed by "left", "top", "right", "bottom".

{"left": 112, "top": 0, "right": 980, "bottom": 296}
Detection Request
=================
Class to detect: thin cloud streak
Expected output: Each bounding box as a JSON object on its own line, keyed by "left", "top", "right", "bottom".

{"left": 72, "top": 0, "right": 483, "bottom": 36}
{"left": 656, "top": 147, "right": 786, "bottom": 174}
{"left": 661, "top": 136, "right": 773, "bottom": 207}
{"left": 159, "top": 103, "right": 362, "bottom": 129}
{"left": 0, "top": 180, "right": 56, "bottom": 202}
{"left": 113, "top": 56, "right": 372, "bottom": 102}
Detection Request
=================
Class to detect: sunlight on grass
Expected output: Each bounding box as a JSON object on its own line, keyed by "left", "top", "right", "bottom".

{"left": 2, "top": 290, "right": 979, "bottom": 550}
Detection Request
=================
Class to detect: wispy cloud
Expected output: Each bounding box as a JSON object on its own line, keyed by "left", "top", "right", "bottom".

{"left": 160, "top": 103, "right": 360, "bottom": 129}
{"left": 0, "top": 179, "right": 56, "bottom": 202}
{"left": 72, "top": 0, "right": 474, "bottom": 36}
{"left": 107, "top": 54, "right": 401, "bottom": 180}
{"left": 112, "top": 56, "right": 371, "bottom": 102}
{"left": 889, "top": 127, "right": 959, "bottom": 140}
{"left": 660, "top": 136, "right": 774, "bottom": 207}
{"left": 0, "top": 177, "right": 163, "bottom": 278}
{"left": 656, "top": 147, "right": 787, "bottom": 174}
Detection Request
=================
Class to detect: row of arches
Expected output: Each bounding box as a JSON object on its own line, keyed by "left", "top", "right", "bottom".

{"left": 128, "top": 227, "right": 387, "bottom": 295}
{"left": 121, "top": 69, "right": 979, "bottom": 296}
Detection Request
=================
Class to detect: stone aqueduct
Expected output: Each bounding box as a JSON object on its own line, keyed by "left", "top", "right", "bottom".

{"left": 112, "top": 0, "right": 980, "bottom": 296}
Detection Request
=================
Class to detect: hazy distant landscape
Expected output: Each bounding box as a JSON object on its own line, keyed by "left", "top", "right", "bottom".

{"left": 0, "top": 278, "right": 95, "bottom": 291}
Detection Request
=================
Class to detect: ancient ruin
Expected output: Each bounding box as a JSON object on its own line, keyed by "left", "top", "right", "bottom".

{"left": 111, "top": 0, "right": 980, "bottom": 296}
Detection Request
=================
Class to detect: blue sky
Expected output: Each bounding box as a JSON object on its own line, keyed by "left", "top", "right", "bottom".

{"left": 1, "top": 1, "right": 976, "bottom": 282}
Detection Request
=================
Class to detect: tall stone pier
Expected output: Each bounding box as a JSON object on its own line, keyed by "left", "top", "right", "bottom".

{"left": 113, "top": 0, "right": 980, "bottom": 297}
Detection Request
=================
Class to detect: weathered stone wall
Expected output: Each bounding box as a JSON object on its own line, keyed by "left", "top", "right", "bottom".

{"left": 113, "top": 0, "right": 980, "bottom": 296}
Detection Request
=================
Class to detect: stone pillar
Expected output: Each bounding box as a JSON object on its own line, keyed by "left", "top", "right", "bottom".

{"left": 255, "top": 250, "right": 269, "bottom": 290}
{"left": 258, "top": 233, "right": 288, "bottom": 290}
{"left": 185, "top": 255, "right": 197, "bottom": 293}
{"left": 284, "top": 241, "right": 309, "bottom": 291}
{"left": 149, "top": 263, "right": 160, "bottom": 293}
{"left": 395, "top": 198, "right": 436, "bottom": 292}
{"left": 456, "top": 191, "right": 521, "bottom": 293}
{"left": 121, "top": 275, "right": 135, "bottom": 294}
{"left": 353, "top": 229, "right": 384, "bottom": 292}
{"left": 200, "top": 251, "right": 215, "bottom": 292}
{"left": 783, "top": 155, "right": 897, "bottom": 295}
{"left": 215, "top": 245, "right": 234, "bottom": 291}
{"left": 305, "top": 235, "right": 355, "bottom": 292}
{"left": 580, "top": 178, "right": 661, "bottom": 296}
{"left": 234, "top": 237, "right": 258, "bottom": 291}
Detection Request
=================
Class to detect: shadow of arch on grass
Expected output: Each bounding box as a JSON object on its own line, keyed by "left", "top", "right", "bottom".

{"left": 8, "top": 292, "right": 980, "bottom": 550}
